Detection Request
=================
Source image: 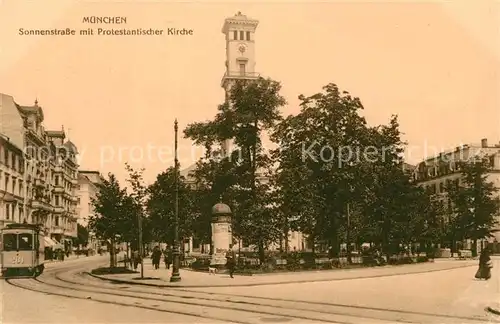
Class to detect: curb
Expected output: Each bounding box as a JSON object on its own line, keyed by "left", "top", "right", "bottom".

{"left": 86, "top": 262, "right": 476, "bottom": 288}
{"left": 486, "top": 306, "right": 500, "bottom": 316}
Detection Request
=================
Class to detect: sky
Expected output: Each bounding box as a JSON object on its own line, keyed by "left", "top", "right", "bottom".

{"left": 0, "top": 0, "right": 499, "bottom": 185}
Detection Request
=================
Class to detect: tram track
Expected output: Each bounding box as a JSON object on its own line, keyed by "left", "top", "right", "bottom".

{"left": 6, "top": 262, "right": 342, "bottom": 324}
{"left": 62, "top": 270, "right": 500, "bottom": 324}
{"left": 6, "top": 261, "right": 498, "bottom": 324}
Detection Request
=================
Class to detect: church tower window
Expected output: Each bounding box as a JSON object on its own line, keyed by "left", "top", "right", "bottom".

{"left": 246, "top": 31, "right": 250, "bottom": 40}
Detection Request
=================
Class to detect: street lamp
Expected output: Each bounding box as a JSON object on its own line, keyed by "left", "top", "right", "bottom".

{"left": 170, "top": 119, "right": 181, "bottom": 282}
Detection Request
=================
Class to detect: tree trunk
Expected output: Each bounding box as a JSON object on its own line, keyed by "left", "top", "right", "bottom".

{"left": 258, "top": 240, "right": 265, "bottom": 265}
{"left": 283, "top": 221, "right": 289, "bottom": 253}
{"left": 472, "top": 239, "right": 478, "bottom": 257}
{"left": 109, "top": 238, "right": 115, "bottom": 268}
{"left": 126, "top": 242, "right": 130, "bottom": 269}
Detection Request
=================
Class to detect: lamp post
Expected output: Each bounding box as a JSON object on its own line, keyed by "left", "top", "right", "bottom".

{"left": 170, "top": 119, "right": 181, "bottom": 282}
{"left": 138, "top": 208, "right": 144, "bottom": 278}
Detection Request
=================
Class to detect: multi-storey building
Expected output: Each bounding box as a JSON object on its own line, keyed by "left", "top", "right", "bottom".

{"left": 76, "top": 170, "right": 103, "bottom": 252}
{"left": 0, "top": 93, "right": 79, "bottom": 249}
{"left": 413, "top": 138, "right": 500, "bottom": 245}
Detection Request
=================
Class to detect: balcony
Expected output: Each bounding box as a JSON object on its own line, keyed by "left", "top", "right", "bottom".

{"left": 70, "top": 196, "right": 78, "bottom": 202}
{"left": 31, "top": 200, "right": 44, "bottom": 209}
{"left": 71, "top": 179, "right": 78, "bottom": 185}
{"left": 220, "top": 71, "right": 260, "bottom": 87}
{"left": 30, "top": 199, "right": 52, "bottom": 211}
{"left": 53, "top": 206, "right": 64, "bottom": 214}
{"left": 34, "top": 179, "right": 44, "bottom": 187}
{"left": 53, "top": 185, "right": 64, "bottom": 193}
{"left": 51, "top": 226, "right": 64, "bottom": 234}
{"left": 53, "top": 166, "right": 63, "bottom": 173}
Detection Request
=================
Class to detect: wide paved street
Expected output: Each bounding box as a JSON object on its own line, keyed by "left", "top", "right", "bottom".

{"left": 2, "top": 256, "right": 500, "bottom": 323}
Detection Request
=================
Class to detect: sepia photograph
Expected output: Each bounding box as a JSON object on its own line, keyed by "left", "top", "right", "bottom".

{"left": 0, "top": 0, "right": 499, "bottom": 323}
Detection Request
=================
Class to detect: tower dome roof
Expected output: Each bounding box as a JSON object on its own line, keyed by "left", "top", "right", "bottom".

{"left": 212, "top": 203, "right": 231, "bottom": 215}
{"left": 63, "top": 140, "right": 78, "bottom": 154}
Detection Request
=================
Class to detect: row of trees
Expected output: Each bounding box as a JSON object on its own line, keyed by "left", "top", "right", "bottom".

{"left": 88, "top": 78, "right": 500, "bottom": 266}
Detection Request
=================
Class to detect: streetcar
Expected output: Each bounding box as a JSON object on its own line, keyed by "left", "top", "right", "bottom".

{"left": 0, "top": 223, "right": 45, "bottom": 278}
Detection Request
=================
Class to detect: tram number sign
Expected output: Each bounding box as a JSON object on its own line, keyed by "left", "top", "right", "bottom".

{"left": 11, "top": 256, "right": 24, "bottom": 264}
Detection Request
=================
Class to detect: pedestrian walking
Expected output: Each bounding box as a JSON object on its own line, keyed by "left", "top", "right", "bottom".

{"left": 132, "top": 250, "right": 140, "bottom": 270}
{"left": 226, "top": 245, "right": 236, "bottom": 278}
{"left": 164, "top": 247, "right": 172, "bottom": 269}
{"left": 152, "top": 246, "right": 162, "bottom": 270}
{"left": 475, "top": 247, "right": 493, "bottom": 280}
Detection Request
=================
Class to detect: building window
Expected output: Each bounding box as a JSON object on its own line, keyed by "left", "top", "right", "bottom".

{"left": 55, "top": 217, "right": 59, "bottom": 226}
{"left": 233, "top": 30, "right": 237, "bottom": 40}
{"left": 55, "top": 195, "right": 60, "bottom": 206}
{"left": 5, "top": 175, "right": 9, "bottom": 192}
{"left": 5, "top": 204, "right": 10, "bottom": 220}
{"left": 12, "top": 178, "right": 15, "bottom": 194}
{"left": 246, "top": 31, "right": 250, "bottom": 41}
{"left": 4, "top": 150, "right": 9, "bottom": 167}
{"left": 240, "top": 31, "right": 244, "bottom": 41}
{"left": 239, "top": 63, "right": 246, "bottom": 76}
{"left": 439, "top": 182, "right": 444, "bottom": 193}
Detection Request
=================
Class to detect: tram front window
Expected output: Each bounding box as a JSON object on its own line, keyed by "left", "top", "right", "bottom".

{"left": 2, "top": 234, "right": 17, "bottom": 251}
{"left": 18, "top": 233, "right": 33, "bottom": 251}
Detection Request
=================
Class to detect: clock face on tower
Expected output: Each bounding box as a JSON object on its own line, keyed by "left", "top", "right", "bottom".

{"left": 238, "top": 43, "right": 247, "bottom": 54}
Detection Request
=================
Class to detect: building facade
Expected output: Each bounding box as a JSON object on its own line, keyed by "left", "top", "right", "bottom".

{"left": 76, "top": 170, "right": 103, "bottom": 251}
{"left": 413, "top": 138, "right": 500, "bottom": 244}
{"left": 0, "top": 93, "right": 79, "bottom": 249}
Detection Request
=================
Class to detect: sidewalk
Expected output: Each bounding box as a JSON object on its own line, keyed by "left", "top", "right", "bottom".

{"left": 486, "top": 257, "right": 500, "bottom": 316}
{"left": 88, "top": 257, "right": 479, "bottom": 288}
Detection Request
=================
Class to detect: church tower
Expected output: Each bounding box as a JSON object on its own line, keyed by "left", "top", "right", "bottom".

{"left": 220, "top": 12, "right": 259, "bottom": 155}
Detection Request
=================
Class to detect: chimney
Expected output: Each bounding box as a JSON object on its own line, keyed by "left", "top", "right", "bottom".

{"left": 481, "top": 138, "right": 488, "bottom": 148}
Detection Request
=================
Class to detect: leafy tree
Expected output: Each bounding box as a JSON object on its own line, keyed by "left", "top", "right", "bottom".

{"left": 147, "top": 167, "right": 196, "bottom": 246}
{"left": 73, "top": 223, "right": 89, "bottom": 248}
{"left": 88, "top": 173, "right": 129, "bottom": 267}
{"left": 185, "top": 77, "right": 286, "bottom": 262}
{"left": 124, "top": 163, "right": 150, "bottom": 251}
{"left": 187, "top": 154, "right": 239, "bottom": 250}
{"left": 271, "top": 83, "right": 373, "bottom": 256}
{"left": 271, "top": 83, "right": 439, "bottom": 260}
{"left": 450, "top": 158, "right": 500, "bottom": 256}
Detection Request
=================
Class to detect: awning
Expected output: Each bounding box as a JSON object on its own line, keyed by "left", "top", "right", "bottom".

{"left": 44, "top": 237, "right": 57, "bottom": 247}
{"left": 44, "top": 237, "right": 64, "bottom": 249}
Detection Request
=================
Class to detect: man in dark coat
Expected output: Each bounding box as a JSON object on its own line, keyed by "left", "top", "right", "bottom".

{"left": 226, "top": 245, "right": 236, "bottom": 278}
{"left": 164, "top": 246, "right": 173, "bottom": 269}
{"left": 152, "top": 246, "right": 162, "bottom": 270}
{"left": 476, "top": 247, "right": 492, "bottom": 280}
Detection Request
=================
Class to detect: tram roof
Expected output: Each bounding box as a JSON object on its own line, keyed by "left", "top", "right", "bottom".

{"left": 4, "top": 223, "right": 42, "bottom": 231}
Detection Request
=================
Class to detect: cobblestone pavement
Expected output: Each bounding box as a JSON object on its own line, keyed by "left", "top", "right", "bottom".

{"left": 2, "top": 256, "right": 500, "bottom": 323}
